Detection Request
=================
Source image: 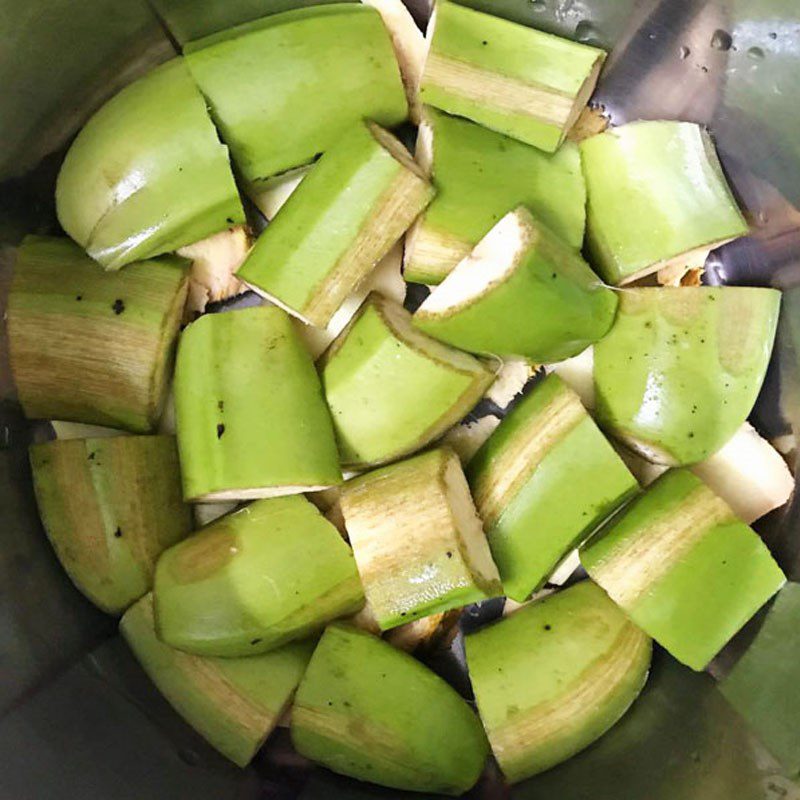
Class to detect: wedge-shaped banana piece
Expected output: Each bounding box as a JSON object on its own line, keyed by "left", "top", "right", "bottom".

{"left": 581, "top": 121, "right": 749, "bottom": 285}
{"left": 55, "top": 59, "right": 244, "bottom": 270}
{"left": 340, "top": 448, "right": 502, "bottom": 630}
{"left": 122, "top": 594, "right": 314, "bottom": 766}
{"left": 174, "top": 306, "right": 341, "bottom": 501}
{"left": 292, "top": 623, "right": 488, "bottom": 794}
{"left": 720, "top": 582, "right": 800, "bottom": 777}
{"left": 405, "top": 107, "right": 586, "bottom": 285}
{"left": 239, "top": 123, "right": 433, "bottom": 328}
{"left": 468, "top": 375, "right": 638, "bottom": 601}
{"left": 594, "top": 287, "right": 780, "bottom": 466}
{"left": 414, "top": 207, "right": 617, "bottom": 362}
{"left": 29, "top": 436, "right": 191, "bottom": 614}
{"left": 466, "top": 581, "right": 652, "bottom": 783}
{"left": 420, "top": 0, "right": 605, "bottom": 152}
{"left": 184, "top": 4, "right": 407, "bottom": 190}
{"left": 581, "top": 470, "right": 786, "bottom": 671}
{"left": 154, "top": 496, "right": 364, "bottom": 657}
{"left": 321, "top": 294, "right": 494, "bottom": 468}
{"left": 8, "top": 237, "right": 188, "bottom": 432}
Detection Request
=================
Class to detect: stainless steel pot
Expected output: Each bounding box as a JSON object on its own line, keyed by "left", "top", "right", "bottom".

{"left": 1, "top": 1, "right": 799, "bottom": 797}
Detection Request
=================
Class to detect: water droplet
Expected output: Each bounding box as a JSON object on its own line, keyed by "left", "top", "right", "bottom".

{"left": 648, "top": 32, "right": 657, "bottom": 40}
{"left": 575, "top": 20, "right": 597, "bottom": 43}
{"left": 529, "top": 0, "right": 546, "bottom": 10}
{"left": 757, "top": 210, "right": 770, "bottom": 225}
{"left": 710, "top": 29, "right": 732, "bottom": 50}
{"left": 679, "top": 45, "right": 691, "bottom": 60}
{"left": 747, "top": 46, "right": 765, "bottom": 60}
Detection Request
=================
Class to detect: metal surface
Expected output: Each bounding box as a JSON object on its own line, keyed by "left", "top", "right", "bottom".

{"left": 1, "top": 0, "right": 800, "bottom": 797}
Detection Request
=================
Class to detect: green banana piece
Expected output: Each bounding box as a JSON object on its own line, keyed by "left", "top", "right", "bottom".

{"left": 581, "top": 121, "right": 749, "bottom": 285}
{"left": 413, "top": 207, "right": 617, "bottom": 362}
{"left": 466, "top": 581, "right": 652, "bottom": 783}
{"left": 320, "top": 293, "right": 495, "bottom": 468}
{"left": 8, "top": 236, "right": 188, "bottom": 432}
{"left": 292, "top": 623, "right": 488, "bottom": 794}
{"left": 720, "top": 582, "right": 800, "bottom": 777}
{"left": 468, "top": 374, "right": 638, "bottom": 601}
{"left": 238, "top": 122, "right": 433, "bottom": 327}
{"left": 56, "top": 58, "right": 244, "bottom": 270}
{"left": 122, "top": 594, "right": 315, "bottom": 766}
{"left": 340, "top": 448, "right": 502, "bottom": 630}
{"left": 581, "top": 469, "right": 786, "bottom": 671}
{"left": 420, "top": 0, "right": 605, "bottom": 152}
{"left": 29, "top": 435, "right": 191, "bottom": 614}
{"left": 594, "top": 286, "right": 781, "bottom": 465}
{"left": 154, "top": 495, "right": 364, "bottom": 657}
{"left": 184, "top": 4, "right": 408, "bottom": 189}
{"left": 174, "top": 305, "right": 342, "bottom": 501}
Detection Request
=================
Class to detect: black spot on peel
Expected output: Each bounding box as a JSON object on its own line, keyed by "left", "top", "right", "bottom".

{"left": 544, "top": 624, "right": 552, "bottom": 631}
{"left": 114, "top": 528, "right": 123, "bottom": 538}
{"left": 226, "top": 217, "right": 234, "bottom": 225}
{"left": 112, "top": 299, "right": 125, "bottom": 315}
{"left": 88, "top": 452, "right": 96, "bottom": 461}
{"left": 76, "top": 295, "right": 83, "bottom": 301}
{"left": 251, "top": 638, "right": 262, "bottom": 646}
{"left": 446, "top": 551, "right": 453, "bottom": 559}
{"left": 216, "top": 424, "right": 225, "bottom": 439}
{"left": 217, "top": 400, "right": 224, "bottom": 412}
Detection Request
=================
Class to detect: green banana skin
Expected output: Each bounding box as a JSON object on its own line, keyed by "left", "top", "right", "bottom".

{"left": 414, "top": 207, "right": 617, "bottom": 362}
{"left": 122, "top": 594, "right": 315, "bottom": 766}
{"left": 292, "top": 623, "right": 489, "bottom": 794}
{"left": 421, "top": 0, "right": 605, "bottom": 153}
{"left": 580, "top": 121, "right": 749, "bottom": 285}
{"left": 56, "top": 58, "right": 244, "bottom": 270}
{"left": 468, "top": 374, "right": 638, "bottom": 601}
{"left": 594, "top": 286, "right": 781, "bottom": 466}
{"left": 154, "top": 495, "right": 364, "bottom": 656}
{"left": 8, "top": 236, "right": 188, "bottom": 432}
{"left": 185, "top": 4, "right": 408, "bottom": 188}
{"left": 29, "top": 435, "right": 191, "bottom": 614}
{"left": 466, "top": 581, "right": 652, "bottom": 783}
{"left": 581, "top": 469, "right": 786, "bottom": 671}
{"left": 174, "top": 305, "right": 342, "bottom": 501}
